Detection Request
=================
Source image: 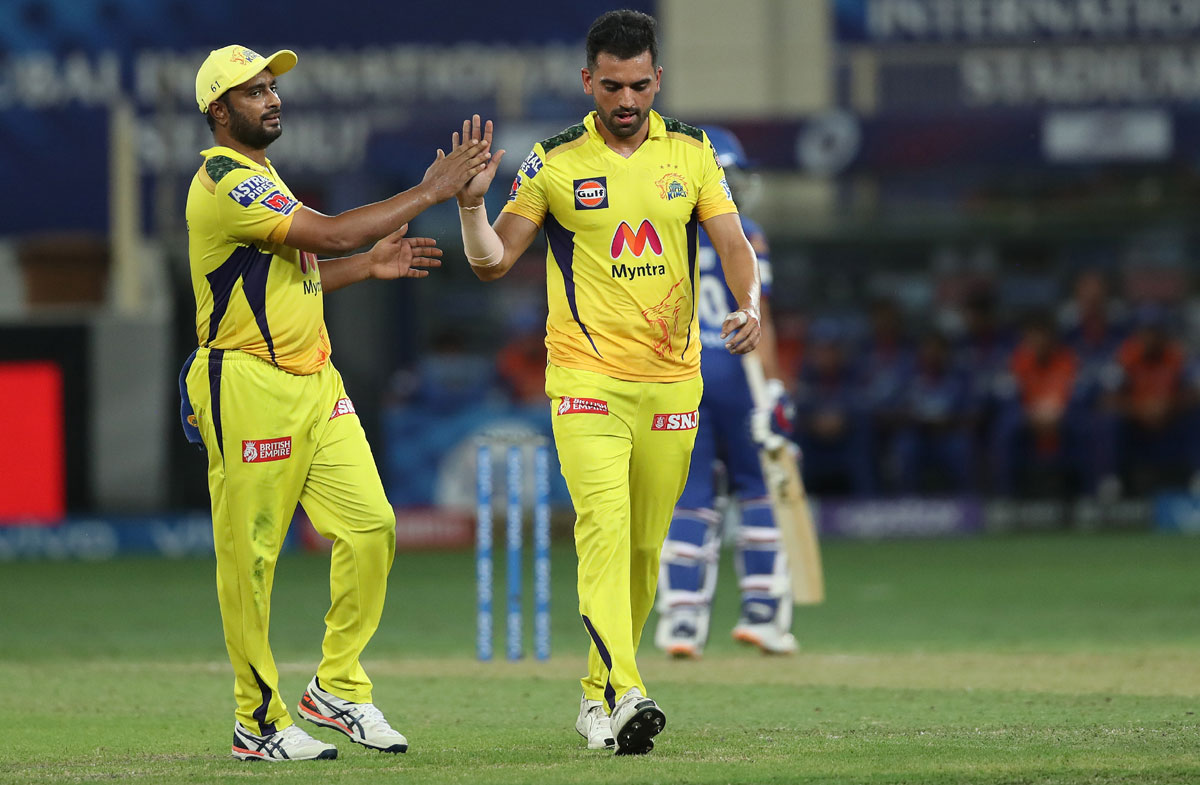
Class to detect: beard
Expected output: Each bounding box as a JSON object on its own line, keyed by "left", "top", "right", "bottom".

{"left": 597, "top": 105, "right": 646, "bottom": 139}
{"left": 228, "top": 105, "right": 282, "bottom": 149}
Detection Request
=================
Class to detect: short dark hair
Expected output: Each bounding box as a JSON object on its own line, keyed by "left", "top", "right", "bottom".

{"left": 586, "top": 9, "right": 658, "bottom": 69}
{"left": 204, "top": 93, "right": 231, "bottom": 132}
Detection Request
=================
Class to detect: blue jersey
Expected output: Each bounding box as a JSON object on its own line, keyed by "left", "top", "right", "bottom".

{"left": 696, "top": 217, "right": 772, "bottom": 383}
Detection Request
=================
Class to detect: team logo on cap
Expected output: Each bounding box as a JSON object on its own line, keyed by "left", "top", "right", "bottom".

{"left": 574, "top": 177, "right": 608, "bottom": 210}
{"left": 231, "top": 47, "right": 261, "bottom": 65}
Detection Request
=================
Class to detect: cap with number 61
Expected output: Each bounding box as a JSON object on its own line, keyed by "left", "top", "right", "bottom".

{"left": 194, "top": 44, "right": 297, "bottom": 113}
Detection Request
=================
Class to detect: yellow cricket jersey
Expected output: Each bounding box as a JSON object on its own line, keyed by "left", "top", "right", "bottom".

{"left": 502, "top": 111, "right": 737, "bottom": 383}
{"left": 186, "top": 146, "right": 330, "bottom": 376}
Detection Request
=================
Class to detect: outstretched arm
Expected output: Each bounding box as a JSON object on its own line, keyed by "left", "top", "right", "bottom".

{"left": 703, "top": 212, "right": 762, "bottom": 355}
{"left": 284, "top": 140, "right": 492, "bottom": 256}
{"left": 318, "top": 224, "right": 443, "bottom": 294}
{"left": 452, "top": 115, "right": 542, "bottom": 281}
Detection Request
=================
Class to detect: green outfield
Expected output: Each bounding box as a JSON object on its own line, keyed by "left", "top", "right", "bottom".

{"left": 2, "top": 533, "right": 1198, "bottom": 784}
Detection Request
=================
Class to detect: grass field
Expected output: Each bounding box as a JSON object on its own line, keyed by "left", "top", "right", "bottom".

{"left": 2, "top": 533, "right": 1199, "bottom": 784}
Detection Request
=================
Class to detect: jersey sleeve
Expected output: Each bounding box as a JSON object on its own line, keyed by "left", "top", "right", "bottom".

{"left": 214, "top": 169, "right": 302, "bottom": 245}
{"left": 500, "top": 144, "right": 549, "bottom": 227}
{"left": 696, "top": 131, "right": 739, "bottom": 223}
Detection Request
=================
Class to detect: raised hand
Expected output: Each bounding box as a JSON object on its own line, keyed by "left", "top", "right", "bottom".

{"left": 421, "top": 138, "right": 492, "bottom": 204}
{"left": 453, "top": 114, "right": 506, "bottom": 207}
{"left": 366, "top": 224, "right": 443, "bottom": 280}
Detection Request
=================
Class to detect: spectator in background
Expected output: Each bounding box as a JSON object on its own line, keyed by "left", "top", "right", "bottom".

{"left": 1103, "top": 304, "right": 1199, "bottom": 494}
{"left": 855, "top": 298, "right": 914, "bottom": 492}
{"left": 991, "top": 311, "right": 1089, "bottom": 497}
{"left": 892, "top": 329, "right": 976, "bottom": 495}
{"left": 496, "top": 309, "right": 548, "bottom": 405}
{"left": 954, "top": 285, "right": 1015, "bottom": 491}
{"left": 1060, "top": 268, "right": 1128, "bottom": 404}
{"left": 794, "top": 318, "right": 875, "bottom": 496}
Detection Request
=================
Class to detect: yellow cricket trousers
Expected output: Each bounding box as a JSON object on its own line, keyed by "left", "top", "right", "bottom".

{"left": 546, "top": 363, "right": 702, "bottom": 711}
{"left": 186, "top": 348, "right": 395, "bottom": 734}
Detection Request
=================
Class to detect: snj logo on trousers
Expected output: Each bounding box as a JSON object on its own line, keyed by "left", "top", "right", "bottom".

{"left": 329, "top": 397, "right": 356, "bottom": 420}
{"left": 610, "top": 219, "right": 662, "bottom": 258}
{"left": 242, "top": 437, "right": 292, "bottom": 462}
{"left": 558, "top": 396, "right": 609, "bottom": 415}
{"left": 573, "top": 177, "right": 608, "bottom": 210}
{"left": 652, "top": 411, "right": 699, "bottom": 431}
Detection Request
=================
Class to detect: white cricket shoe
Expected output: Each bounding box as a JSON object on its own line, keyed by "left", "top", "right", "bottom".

{"left": 732, "top": 621, "right": 799, "bottom": 655}
{"left": 298, "top": 677, "right": 409, "bottom": 753}
{"left": 610, "top": 687, "right": 665, "bottom": 756}
{"left": 232, "top": 721, "right": 337, "bottom": 761}
{"left": 575, "top": 694, "right": 616, "bottom": 750}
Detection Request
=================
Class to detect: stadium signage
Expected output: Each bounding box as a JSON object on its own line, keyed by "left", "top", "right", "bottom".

{"left": 836, "top": 0, "right": 1200, "bottom": 44}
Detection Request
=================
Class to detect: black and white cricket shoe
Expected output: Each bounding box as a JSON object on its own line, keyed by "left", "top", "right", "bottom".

{"left": 232, "top": 721, "right": 337, "bottom": 761}
{"left": 299, "top": 676, "right": 409, "bottom": 753}
{"left": 610, "top": 687, "right": 666, "bottom": 756}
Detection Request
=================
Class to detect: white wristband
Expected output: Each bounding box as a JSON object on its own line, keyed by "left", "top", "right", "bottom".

{"left": 459, "top": 204, "right": 504, "bottom": 268}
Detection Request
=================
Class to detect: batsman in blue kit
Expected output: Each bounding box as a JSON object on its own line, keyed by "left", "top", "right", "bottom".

{"left": 654, "top": 127, "right": 798, "bottom": 657}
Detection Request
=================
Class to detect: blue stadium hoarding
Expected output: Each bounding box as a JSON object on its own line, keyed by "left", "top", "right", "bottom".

{"left": 0, "top": 0, "right": 654, "bottom": 235}
{"left": 834, "top": 0, "right": 1200, "bottom": 45}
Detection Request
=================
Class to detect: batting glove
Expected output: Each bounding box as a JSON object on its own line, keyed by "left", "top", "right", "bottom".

{"left": 750, "top": 378, "right": 796, "bottom": 451}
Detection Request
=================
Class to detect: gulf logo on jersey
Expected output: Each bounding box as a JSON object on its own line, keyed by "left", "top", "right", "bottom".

{"left": 573, "top": 177, "right": 608, "bottom": 209}
{"left": 651, "top": 411, "right": 699, "bottom": 431}
{"left": 242, "top": 437, "right": 292, "bottom": 462}
{"left": 610, "top": 219, "right": 662, "bottom": 259}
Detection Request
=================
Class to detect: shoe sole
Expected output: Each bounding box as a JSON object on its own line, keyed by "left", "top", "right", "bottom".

{"left": 232, "top": 746, "right": 337, "bottom": 762}
{"left": 665, "top": 643, "right": 701, "bottom": 660}
{"left": 732, "top": 628, "right": 797, "bottom": 655}
{"left": 299, "top": 693, "right": 409, "bottom": 754}
{"left": 614, "top": 701, "right": 665, "bottom": 756}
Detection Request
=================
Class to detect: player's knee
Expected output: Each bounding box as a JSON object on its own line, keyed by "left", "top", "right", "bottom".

{"left": 354, "top": 501, "right": 396, "bottom": 548}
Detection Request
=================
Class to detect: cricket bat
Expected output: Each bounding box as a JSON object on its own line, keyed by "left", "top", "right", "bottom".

{"left": 742, "top": 352, "right": 825, "bottom": 605}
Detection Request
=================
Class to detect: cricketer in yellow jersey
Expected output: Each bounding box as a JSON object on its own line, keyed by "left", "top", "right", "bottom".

{"left": 182, "top": 44, "right": 491, "bottom": 762}
{"left": 450, "top": 11, "right": 763, "bottom": 756}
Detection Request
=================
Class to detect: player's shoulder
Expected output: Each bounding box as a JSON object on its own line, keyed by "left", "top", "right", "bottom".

{"left": 204, "top": 154, "right": 251, "bottom": 185}
{"left": 661, "top": 116, "right": 707, "bottom": 151}
{"left": 538, "top": 121, "right": 588, "bottom": 161}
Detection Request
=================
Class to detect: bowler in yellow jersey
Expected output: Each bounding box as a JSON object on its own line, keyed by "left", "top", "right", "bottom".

{"left": 450, "top": 11, "right": 763, "bottom": 755}
{"left": 182, "top": 44, "right": 491, "bottom": 762}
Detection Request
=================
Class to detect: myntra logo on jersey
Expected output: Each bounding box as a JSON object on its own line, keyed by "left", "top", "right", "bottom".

{"left": 329, "top": 397, "right": 356, "bottom": 420}
{"left": 651, "top": 411, "right": 699, "bottom": 431}
{"left": 610, "top": 219, "right": 662, "bottom": 259}
{"left": 242, "top": 437, "right": 292, "bottom": 463}
{"left": 557, "top": 396, "right": 609, "bottom": 415}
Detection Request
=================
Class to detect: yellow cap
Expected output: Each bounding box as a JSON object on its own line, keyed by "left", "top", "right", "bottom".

{"left": 195, "top": 45, "right": 297, "bottom": 113}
